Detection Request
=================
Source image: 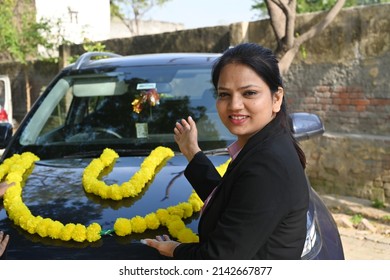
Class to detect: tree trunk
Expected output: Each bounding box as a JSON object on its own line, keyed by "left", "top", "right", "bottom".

{"left": 23, "top": 67, "right": 31, "bottom": 112}
{"left": 277, "top": 0, "right": 346, "bottom": 75}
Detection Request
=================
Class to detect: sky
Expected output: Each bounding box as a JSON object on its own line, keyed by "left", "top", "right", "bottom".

{"left": 145, "top": 0, "right": 259, "bottom": 29}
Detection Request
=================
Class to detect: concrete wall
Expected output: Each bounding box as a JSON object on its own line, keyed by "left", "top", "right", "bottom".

{"left": 1, "top": 4, "right": 389, "bottom": 202}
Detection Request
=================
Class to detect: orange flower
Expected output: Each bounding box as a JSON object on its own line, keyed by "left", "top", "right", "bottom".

{"left": 131, "top": 98, "right": 143, "bottom": 113}
{"left": 131, "top": 88, "right": 160, "bottom": 113}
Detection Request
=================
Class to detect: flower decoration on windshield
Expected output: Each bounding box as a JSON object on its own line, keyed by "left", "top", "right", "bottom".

{"left": 131, "top": 88, "right": 160, "bottom": 114}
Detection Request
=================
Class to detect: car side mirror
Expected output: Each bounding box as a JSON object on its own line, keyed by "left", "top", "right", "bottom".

{"left": 0, "top": 122, "right": 13, "bottom": 148}
{"left": 289, "top": 112, "right": 325, "bottom": 141}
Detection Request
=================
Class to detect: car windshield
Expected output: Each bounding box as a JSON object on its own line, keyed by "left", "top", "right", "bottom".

{"left": 19, "top": 65, "right": 234, "bottom": 158}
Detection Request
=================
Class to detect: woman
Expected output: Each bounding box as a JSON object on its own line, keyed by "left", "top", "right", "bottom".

{"left": 142, "top": 43, "right": 309, "bottom": 259}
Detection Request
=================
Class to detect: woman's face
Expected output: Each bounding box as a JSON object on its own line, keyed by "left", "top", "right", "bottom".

{"left": 216, "top": 63, "right": 283, "bottom": 147}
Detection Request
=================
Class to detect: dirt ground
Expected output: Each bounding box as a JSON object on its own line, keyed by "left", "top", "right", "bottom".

{"left": 320, "top": 194, "right": 390, "bottom": 260}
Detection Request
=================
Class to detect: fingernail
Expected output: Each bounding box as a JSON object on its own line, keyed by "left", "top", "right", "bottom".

{"left": 140, "top": 239, "right": 147, "bottom": 244}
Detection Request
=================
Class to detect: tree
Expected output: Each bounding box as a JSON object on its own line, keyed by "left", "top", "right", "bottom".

{"left": 295, "top": 0, "right": 389, "bottom": 13}
{"left": 0, "top": 0, "right": 63, "bottom": 111}
{"left": 110, "top": 0, "right": 172, "bottom": 36}
{"left": 250, "top": 0, "right": 347, "bottom": 75}
{"left": 252, "top": 0, "right": 390, "bottom": 74}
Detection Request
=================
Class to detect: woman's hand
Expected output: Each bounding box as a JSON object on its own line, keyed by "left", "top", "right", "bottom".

{"left": 174, "top": 116, "right": 201, "bottom": 162}
{"left": 0, "top": 182, "right": 14, "bottom": 198}
{"left": 141, "top": 235, "right": 180, "bottom": 257}
{"left": 0, "top": 231, "right": 9, "bottom": 257}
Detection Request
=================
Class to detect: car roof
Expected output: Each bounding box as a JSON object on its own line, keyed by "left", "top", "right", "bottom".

{"left": 66, "top": 52, "right": 222, "bottom": 71}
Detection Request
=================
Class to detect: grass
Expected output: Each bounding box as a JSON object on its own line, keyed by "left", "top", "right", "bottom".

{"left": 351, "top": 214, "right": 363, "bottom": 225}
{"left": 371, "top": 199, "right": 386, "bottom": 209}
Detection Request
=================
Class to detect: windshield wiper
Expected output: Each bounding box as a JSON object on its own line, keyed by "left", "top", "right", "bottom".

{"left": 63, "top": 149, "right": 153, "bottom": 158}
{"left": 202, "top": 148, "right": 229, "bottom": 155}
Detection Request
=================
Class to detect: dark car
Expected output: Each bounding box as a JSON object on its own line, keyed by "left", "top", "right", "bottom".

{"left": 0, "top": 51, "right": 344, "bottom": 260}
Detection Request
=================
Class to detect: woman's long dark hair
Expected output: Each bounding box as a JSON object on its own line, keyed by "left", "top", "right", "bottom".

{"left": 211, "top": 43, "right": 307, "bottom": 169}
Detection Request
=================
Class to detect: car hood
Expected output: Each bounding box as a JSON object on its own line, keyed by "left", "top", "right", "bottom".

{"left": 0, "top": 153, "right": 230, "bottom": 259}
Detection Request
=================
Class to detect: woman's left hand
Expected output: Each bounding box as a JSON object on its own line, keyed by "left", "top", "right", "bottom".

{"left": 0, "top": 182, "right": 14, "bottom": 197}
{"left": 0, "top": 231, "right": 9, "bottom": 257}
{"left": 141, "top": 235, "right": 180, "bottom": 257}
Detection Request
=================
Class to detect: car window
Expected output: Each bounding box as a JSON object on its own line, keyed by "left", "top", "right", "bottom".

{"left": 18, "top": 65, "right": 234, "bottom": 155}
{"left": 20, "top": 79, "right": 72, "bottom": 145}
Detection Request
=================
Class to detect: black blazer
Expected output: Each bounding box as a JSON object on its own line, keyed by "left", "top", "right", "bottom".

{"left": 173, "top": 117, "right": 309, "bottom": 259}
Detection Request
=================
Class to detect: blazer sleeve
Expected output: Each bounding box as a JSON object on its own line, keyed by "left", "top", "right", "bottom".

{"left": 184, "top": 151, "right": 222, "bottom": 201}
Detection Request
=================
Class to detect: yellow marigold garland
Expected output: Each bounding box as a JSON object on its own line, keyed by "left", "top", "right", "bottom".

{"left": 82, "top": 146, "right": 174, "bottom": 200}
{"left": 1, "top": 152, "right": 102, "bottom": 243}
{"left": 111, "top": 158, "right": 230, "bottom": 243}
{"left": 1, "top": 148, "right": 230, "bottom": 244}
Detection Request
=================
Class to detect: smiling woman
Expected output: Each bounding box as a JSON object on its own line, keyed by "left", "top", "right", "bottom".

{"left": 143, "top": 43, "right": 311, "bottom": 259}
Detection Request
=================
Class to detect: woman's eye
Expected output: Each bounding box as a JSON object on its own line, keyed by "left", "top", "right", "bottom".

{"left": 217, "top": 92, "right": 229, "bottom": 98}
{"left": 243, "top": 90, "right": 257, "bottom": 97}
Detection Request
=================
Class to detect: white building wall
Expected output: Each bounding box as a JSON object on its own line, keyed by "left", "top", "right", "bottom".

{"left": 110, "top": 17, "right": 185, "bottom": 39}
{"left": 35, "top": 0, "right": 110, "bottom": 44}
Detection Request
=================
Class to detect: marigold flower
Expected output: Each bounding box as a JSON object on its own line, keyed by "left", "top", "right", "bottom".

{"left": 188, "top": 193, "right": 203, "bottom": 212}
{"left": 47, "top": 220, "right": 65, "bottom": 239}
{"left": 156, "top": 209, "right": 170, "bottom": 225}
{"left": 167, "top": 205, "right": 185, "bottom": 218}
{"left": 86, "top": 223, "right": 102, "bottom": 242}
{"left": 167, "top": 219, "right": 186, "bottom": 237}
{"left": 26, "top": 216, "right": 43, "bottom": 235}
{"left": 72, "top": 223, "right": 87, "bottom": 242}
{"left": 114, "top": 218, "right": 132, "bottom": 236}
{"left": 36, "top": 218, "right": 53, "bottom": 238}
{"left": 60, "top": 223, "right": 76, "bottom": 241}
{"left": 177, "top": 228, "right": 199, "bottom": 243}
{"left": 131, "top": 216, "right": 147, "bottom": 233}
{"left": 144, "top": 213, "right": 160, "bottom": 230}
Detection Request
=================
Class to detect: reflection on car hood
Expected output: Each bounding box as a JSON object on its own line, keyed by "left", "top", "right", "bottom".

{"left": 0, "top": 154, "right": 230, "bottom": 259}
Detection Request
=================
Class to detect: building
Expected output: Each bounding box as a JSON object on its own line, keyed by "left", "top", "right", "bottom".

{"left": 35, "top": 0, "right": 184, "bottom": 44}
{"left": 35, "top": 0, "right": 111, "bottom": 44}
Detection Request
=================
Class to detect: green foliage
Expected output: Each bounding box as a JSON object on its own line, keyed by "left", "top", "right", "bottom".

{"left": 371, "top": 199, "right": 385, "bottom": 209}
{"left": 250, "top": 0, "right": 267, "bottom": 17}
{"left": 111, "top": 0, "right": 172, "bottom": 19}
{"left": 295, "top": 33, "right": 308, "bottom": 59}
{"left": 299, "top": 0, "right": 390, "bottom": 13}
{"left": 0, "top": 0, "right": 16, "bottom": 52}
{"left": 67, "top": 40, "right": 110, "bottom": 64}
{"left": 0, "top": 0, "right": 64, "bottom": 64}
{"left": 351, "top": 214, "right": 363, "bottom": 225}
{"left": 82, "top": 40, "right": 108, "bottom": 53}
{"left": 251, "top": 0, "right": 390, "bottom": 15}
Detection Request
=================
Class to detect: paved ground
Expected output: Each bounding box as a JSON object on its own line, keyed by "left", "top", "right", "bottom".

{"left": 320, "top": 194, "right": 390, "bottom": 260}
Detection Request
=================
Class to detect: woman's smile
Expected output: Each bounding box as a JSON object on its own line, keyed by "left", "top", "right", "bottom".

{"left": 229, "top": 114, "right": 249, "bottom": 125}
